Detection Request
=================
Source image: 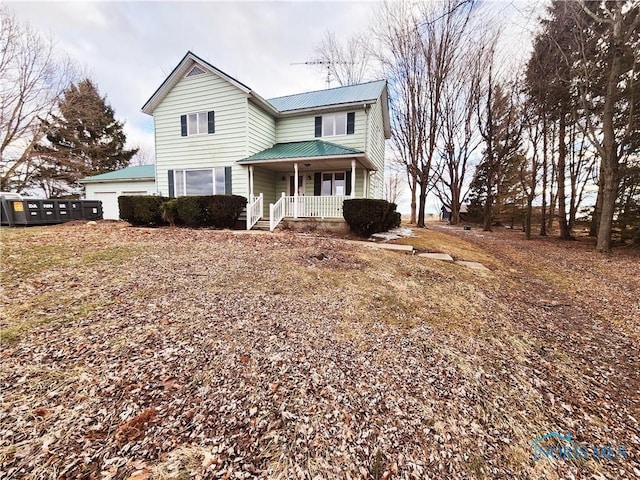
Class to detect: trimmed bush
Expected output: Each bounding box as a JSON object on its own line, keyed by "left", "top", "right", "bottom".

{"left": 175, "top": 195, "right": 247, "bottom": 228}
{"left": 118, "top": 196, "right": 134, "bottom": 222}
{"left": 118, "top": 195, "right": 169, "bottom": 226}
{"left": 160, "top": 199, "right": 179, "bottom": 227}
{"left": 206, "top": 195, "right": 247, "bottom": 228}
{"left": 175, "top": 196, "right": 208, "bottom": 227}
{"left": 343, "top": 199, "right": 401, "bottom": 237}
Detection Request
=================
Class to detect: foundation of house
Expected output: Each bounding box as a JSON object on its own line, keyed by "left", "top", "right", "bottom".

{"left": 277, "top": 217, "right": 350, "bottom": 234}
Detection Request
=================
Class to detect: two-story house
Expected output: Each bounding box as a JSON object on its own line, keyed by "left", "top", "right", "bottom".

{"left": 141, "top": 51, "right": 390, "bottom": 230}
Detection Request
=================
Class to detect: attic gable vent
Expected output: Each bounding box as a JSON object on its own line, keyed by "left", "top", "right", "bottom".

{"left": 186, "top": 65, "right": 206, "bottom": 77}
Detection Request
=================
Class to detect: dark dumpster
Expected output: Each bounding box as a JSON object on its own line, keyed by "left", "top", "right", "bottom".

{"left": 0, "top": 194, "right": 103, "bottom": 227}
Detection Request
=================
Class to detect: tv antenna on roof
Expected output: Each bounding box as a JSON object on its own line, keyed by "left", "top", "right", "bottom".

{"left": 290, "top": 60, "right": 353, "bottom": 89}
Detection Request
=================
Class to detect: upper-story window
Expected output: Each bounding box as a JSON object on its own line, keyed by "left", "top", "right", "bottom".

{"left": 181, "top": 111, "right": 215, "bottom": 136}
{"left": 315, "top": 112, "right": 355, "bottom": 138}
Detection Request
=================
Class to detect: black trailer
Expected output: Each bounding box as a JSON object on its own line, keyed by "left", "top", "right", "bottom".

{"left": 0, "top": 194, "right": 103, "bottom": 227}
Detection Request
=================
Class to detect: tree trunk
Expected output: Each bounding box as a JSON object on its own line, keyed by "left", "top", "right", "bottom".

{"left": 596, "top": 8, "right": 623, "bottom": 254}
{"left": 525, "top": 197, "right": 533, "bottom": 240}
{"left": 417, "top": 183, "right": 428, "bottom": 228}
{"left": 450, "top": 185, "right": 460, "bottom": 225}
{"left": 409, "top": 176, "right": 417, "bottom": 224}
{"left": 597, "top": 169, "right": 618, "bottom": 252}
{"left": 483, "top": 189, "right": 493, "bottom": 232}
{"left": 589, "top": 170, "right": 603, "bottom": 236}
{"left": 557, "top": 112, "right": 571, "bottom": 240}
{"left": 540, "top": 116, "right": 548, "bottom": 236}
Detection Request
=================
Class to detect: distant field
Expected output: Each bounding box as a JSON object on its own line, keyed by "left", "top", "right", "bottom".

{"left": 1, "top": 221, "right": 638, "bottom": 479}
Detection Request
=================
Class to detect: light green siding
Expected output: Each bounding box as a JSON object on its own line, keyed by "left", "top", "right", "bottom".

{"left": 274, "top": 168, "right": 366, "bottom": 199}
{"left": 247, "top": 101, "right": 276, "bottom": 156}
{"left": 153, "top": 71, "right": 250, "bottom": 198}
{"left": 365, "top": 98, "right": 386, "bottom": 198}
{"left": 366, "top": 98, "right": 386, "bottom": 172}
{"left": 252, "top": 167, "right": 277, "bottom": 217}
{"left": 276, "top": 109, "right": 367, "bottom": 151}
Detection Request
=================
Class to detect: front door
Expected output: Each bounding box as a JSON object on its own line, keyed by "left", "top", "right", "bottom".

{"left": 288, "top": 175, "right": 305, "bottom": 196}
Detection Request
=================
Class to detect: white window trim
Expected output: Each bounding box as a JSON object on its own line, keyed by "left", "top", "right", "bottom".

{"left": 174, "top": 167, "right": 226, "bottom": 196}
{"left": 321, "top": 171, "right": 348, "bottom": 196}
{"left": 186, "top": 111, "right": 209, "bottom": 136}
{"left": 322, "top": 112, "right": 347, "bottom": 137}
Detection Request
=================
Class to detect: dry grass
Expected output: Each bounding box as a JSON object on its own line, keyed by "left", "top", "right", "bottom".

{"left": 392, "top": 225, "right": 503, "bottom": 268}
{"left": 0, "top": 221, "right": 638, "bottom": 479}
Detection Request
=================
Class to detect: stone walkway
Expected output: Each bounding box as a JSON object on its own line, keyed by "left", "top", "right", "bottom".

{"left": 349, "top": 240, "right": 491, "bottom": 271}
{"left": 233, "top": 229, "right": 491, "bottom": 271}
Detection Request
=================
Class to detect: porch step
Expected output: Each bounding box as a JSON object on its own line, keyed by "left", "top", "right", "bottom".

{"left": 251, "top": 220, "right": 271, "bottom": 231}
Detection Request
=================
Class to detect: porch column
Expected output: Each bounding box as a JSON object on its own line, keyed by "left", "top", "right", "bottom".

{"left": 351, "top": 160, "right": 356, "bottom": 198}
{"left": 363, "top": 170, "right": 368, "bottom": 198}
{"left": 249, "top": 166, "right": 254, "bottom": 199}
{"left": 293, "top": 162, "right": 299, "bottom": 218}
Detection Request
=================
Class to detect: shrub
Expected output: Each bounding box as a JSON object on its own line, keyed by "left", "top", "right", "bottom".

{"left": 160, "top": 199, "right": 179, "bottom": 227}
{"left": 343, "top": 199, "right": 401, "bottom": 237}
{"left": 175, "top": 195, "right": 247, "bottom": 228}
{"left": 387, "top": 211, "right": 402, "bottom": 230}
{"left": 175, "top": 196, "right": 208, "bottom": 227}
{"left": 118, "top": 195, "right": 168, "bottom": 226}
{"left": 206, "top": 194, "right": 247, "bottom": 228}
{"left": 118, "top": 196, "right": 134, "bottom": 222}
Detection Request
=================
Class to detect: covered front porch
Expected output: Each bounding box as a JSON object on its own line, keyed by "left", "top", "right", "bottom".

{"left": 238, "top": 140, "right": 376, "bottom": 230}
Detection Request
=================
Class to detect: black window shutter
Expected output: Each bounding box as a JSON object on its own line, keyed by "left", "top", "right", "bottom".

{"left": 208, "top": 111, "right": 215, "bottom": 134}
{"left": 224, "top": 166, "right": 232, "bottom": 194}
{"left": 314, "top": 117, "right": 322, "bottom": 137}
{"left": 345, "top": 170, "right": 352, "bottom": 196}
{"left": 314, "top": 173, "right": 322, "bottom": 196}
{"left": 180, "top": 115, "right": 187, "bottom": 136}
{"left": 347, "top": 112, "right": 355, "bottom": 135}
{"left": 168, "top": 170, "right": 175, "bottom": 197}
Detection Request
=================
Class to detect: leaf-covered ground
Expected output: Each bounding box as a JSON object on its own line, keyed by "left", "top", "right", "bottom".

{"left": 1, "top": 221, "right": 638, "bottom": 479}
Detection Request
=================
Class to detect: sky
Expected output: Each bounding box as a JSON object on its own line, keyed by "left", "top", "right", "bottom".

{"left": 8, "top": 0, "right": 546, "bottom": 212}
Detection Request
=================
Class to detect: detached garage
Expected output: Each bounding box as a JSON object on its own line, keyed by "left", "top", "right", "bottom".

{"left": 79, "top": 165, "right": 156, "bottom": 220}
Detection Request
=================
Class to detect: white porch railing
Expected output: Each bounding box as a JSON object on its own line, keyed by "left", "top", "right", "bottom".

{"left": 269, "top": 193, "right": 286, "bottom": 231}
{"left": 283, "top": 195, "right": 348, "bottom": 219}
{"left": 268, "top": 194, "right": 351, "bottom": 231}
{"left": 246, "top": 193, "right": 263, "bottom": 230}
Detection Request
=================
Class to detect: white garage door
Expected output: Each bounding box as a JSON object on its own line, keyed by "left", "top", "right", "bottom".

{"left": 94, "top": 192, "right": 119, "bottom": 220}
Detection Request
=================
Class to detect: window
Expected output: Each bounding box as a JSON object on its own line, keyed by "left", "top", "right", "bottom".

{"left": 322, "top": 113, "right": 346, "bottom": 137}
{"left": 181, "top": 111, "right": 215, "bottom": 136}
{"left": 315, "top": 112, "right": 355, "bottom": 137}
{"left": 173, "top": 168, "right": 227, "bottom": 196}
{"left": 321, "top": 172, "right": 347, "bottom": 196}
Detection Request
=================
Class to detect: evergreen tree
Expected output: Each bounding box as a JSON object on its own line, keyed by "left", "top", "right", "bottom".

{"left": 32, "top": 79, "right": 137, "bottom": 197}
{"left": 472, "top": 82, "right": 524, "bottom": 230}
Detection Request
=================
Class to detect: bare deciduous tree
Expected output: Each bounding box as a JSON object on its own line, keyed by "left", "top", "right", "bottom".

{"left": 433, "top": 35, "right": 486, "bottom": 225}
{"left": 384, "top": 165, "right": 405, "bottom": 204}
{"left": 312, "top": 31, "right": 371, "bottom": 87}
{"left": 130, "top": 146, "right": 155, "bottom": 166}
{"left": 0, "top": 6, "right": 76, "bottom": 192}
{"left": 375, "top": 0, "right": 476, "bottom": 227}
{"left": 375, "top": 1, "right": 426, "bottom": 224}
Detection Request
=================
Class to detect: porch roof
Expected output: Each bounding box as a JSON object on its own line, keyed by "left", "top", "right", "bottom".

{"left": 239, "top": 140, "right": 362, "bottom": 162}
